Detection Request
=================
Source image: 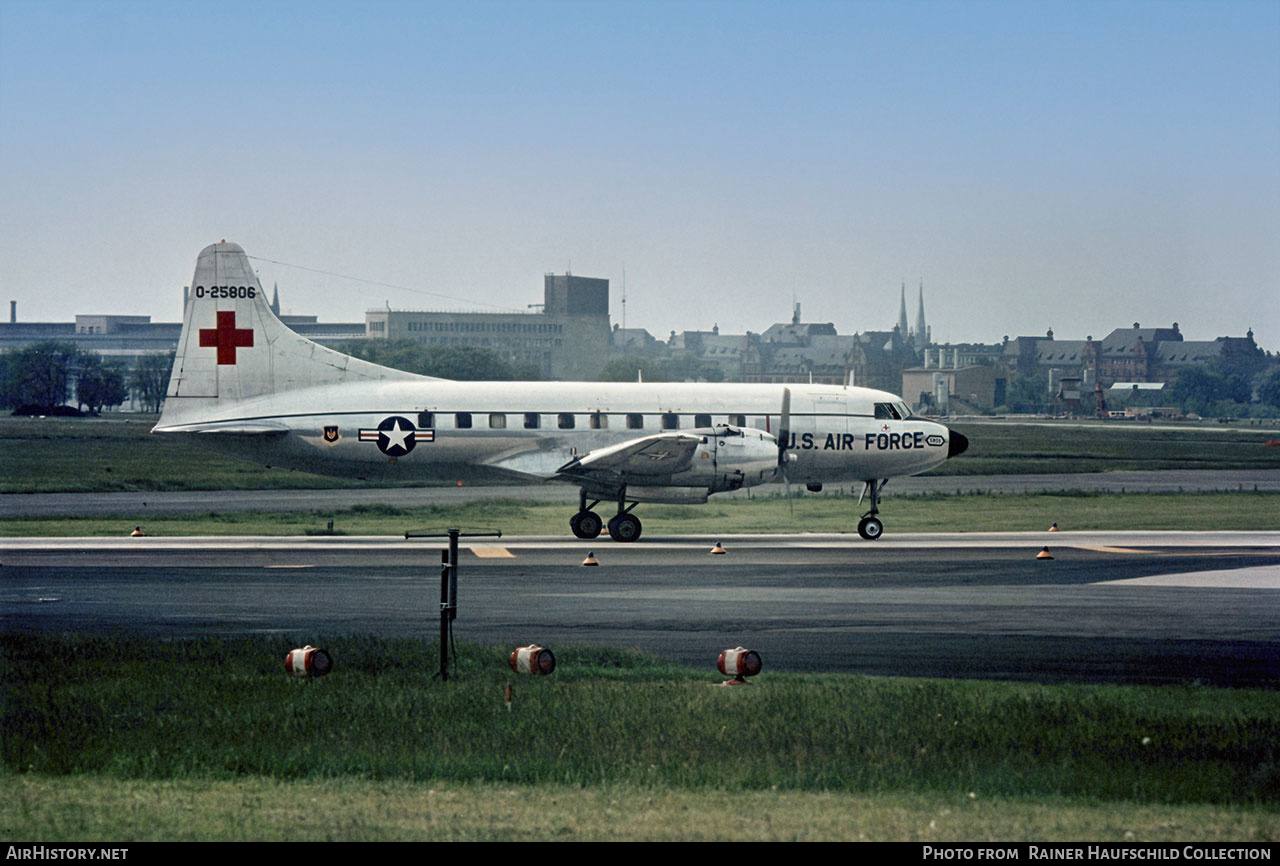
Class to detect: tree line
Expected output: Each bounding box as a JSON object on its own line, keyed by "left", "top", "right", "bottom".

{"left": 995, "top": 361, "right": 1280, "bottom": 418}
{"left": 0, "top": 339, "right": 543, "bottom": 415}
{"left": 5, "top": 337, "right": 1277, "bottom": 419}
{"left": 0, "top": 342, "right": 172, "bottom": 415}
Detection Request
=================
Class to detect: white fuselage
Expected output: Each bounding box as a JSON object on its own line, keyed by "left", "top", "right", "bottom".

{"left": 164, "top": 379, "right": 953, "bottom": 492}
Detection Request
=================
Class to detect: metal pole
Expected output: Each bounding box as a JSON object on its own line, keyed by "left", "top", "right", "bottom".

{"left": 440, "top": 546, "right": 450, "bottom": 681}
{"left": 404, "top": 527, "right": 501, "bottom": 683}
{"left": 448, "top": 528, "right": 459, "bottom": 623}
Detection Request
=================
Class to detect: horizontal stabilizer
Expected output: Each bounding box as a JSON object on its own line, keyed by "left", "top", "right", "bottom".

{"left": 156, "top": 420, "right": 290, "bottom": 435}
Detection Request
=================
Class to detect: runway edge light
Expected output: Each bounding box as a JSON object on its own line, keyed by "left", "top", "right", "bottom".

{"left": 131, "top": 526, "right": 145, "bottom": 537}
{"left": 582, "top": 550, "right": 599, "bottom": 566}
{"left": 285, "top": 645, "right": 333, "bottom": 678}
{"left": 710, "top": 541, "right": 727, "bottom": 554}
{"left": 510, "top": 645, "right": 555, "bottom": 675}
{"left": 1037, "top": 547, "right": 1054, "bottom": 560}
{"left": 1049, "top": 522, "right": 1060, "bottom": 532}
{"left": 717, "top": 646, "right": 762, "bottom": 686}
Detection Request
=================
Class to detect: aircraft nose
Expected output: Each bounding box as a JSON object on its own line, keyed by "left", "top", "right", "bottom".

{"left": 947, "top": 429, "right": 969, "bottom": 458}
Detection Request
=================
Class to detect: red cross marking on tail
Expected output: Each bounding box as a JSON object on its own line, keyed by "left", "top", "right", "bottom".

{"left": 199, "top": 311, "right": 254, "bottom": 365}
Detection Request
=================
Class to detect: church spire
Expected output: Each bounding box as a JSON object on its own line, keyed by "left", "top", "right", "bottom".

{"left": 914, "top": 280, "right": 927, "bottom": 351}
{"left": 897, "top": 281, "right": 909, "bottom": 338}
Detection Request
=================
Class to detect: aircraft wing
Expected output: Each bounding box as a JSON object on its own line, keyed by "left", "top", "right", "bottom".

{"left": 553, "top": 432, "right": 704, "bottom": 483}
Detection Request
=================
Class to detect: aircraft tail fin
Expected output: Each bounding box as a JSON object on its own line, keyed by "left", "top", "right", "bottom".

{"left": 157, "top": 241, "right": 427, "bottom": 428}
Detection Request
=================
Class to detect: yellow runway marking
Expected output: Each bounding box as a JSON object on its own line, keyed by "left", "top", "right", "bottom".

{"left": 470, "top": 547, "right": 514, "bottom": 558}
{"left": 1076, "top": 546, "right": 1150, "bottom": 554}
{"left": 265, "top": 564, "right": 314, "bottom": 568}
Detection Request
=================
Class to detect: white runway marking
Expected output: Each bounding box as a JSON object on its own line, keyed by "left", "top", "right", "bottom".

{"left": 1094, "top": 565, "right": 1280, "bottom": 589}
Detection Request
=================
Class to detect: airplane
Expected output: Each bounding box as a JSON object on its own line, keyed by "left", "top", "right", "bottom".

{"left": 153, "top": 241, "right": 969, "bottom": 541}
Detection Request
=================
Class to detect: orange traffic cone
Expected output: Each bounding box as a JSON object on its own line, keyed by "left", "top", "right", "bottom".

{"left": 1036, "top": 547, "right": 1054, "bottom": 560}
{"left": 710, "top": 541, "right": 727, "bottom": 555}
{"left": 581, "top": 551, "right": 599, "bottom": 566}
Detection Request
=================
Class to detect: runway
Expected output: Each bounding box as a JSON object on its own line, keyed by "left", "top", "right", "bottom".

{"left": 4, "top": 469, "right": 1279, "bottom": 517}
{"left": 4, "top": 531, "right": 1277, "bottom": 687}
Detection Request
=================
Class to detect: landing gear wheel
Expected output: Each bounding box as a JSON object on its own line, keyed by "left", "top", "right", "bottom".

{"left": 570, "top": 510, "right": 603, "bottom": 539}
{"left": 857, "top": 516, "right": 884, "bottom": 540}
{"left": 607, "top": 513, "right": 642, "bottom": 543}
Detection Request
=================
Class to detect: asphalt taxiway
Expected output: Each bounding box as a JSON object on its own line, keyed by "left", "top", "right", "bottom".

{"left": 4, "top": 469, "right": 1278, "bottom": 517}
{"left": 4, "top": 531, "right": 1277, "bottom": 687}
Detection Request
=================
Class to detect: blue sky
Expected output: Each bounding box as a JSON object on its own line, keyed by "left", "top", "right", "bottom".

{"left": 2, "top": 0, "right": 1276, "bottom": 346}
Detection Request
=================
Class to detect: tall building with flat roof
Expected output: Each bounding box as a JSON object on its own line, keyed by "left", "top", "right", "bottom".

{"left": 365, "top": 273, "right": 610, "bottom": 380}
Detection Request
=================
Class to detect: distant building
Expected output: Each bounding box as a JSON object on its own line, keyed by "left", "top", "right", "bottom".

{"left": 999, "top": 323, "right": 1265, "bottom": 390}
{"left": 364, "top": 273, "right": 610, "bottom": 380}
{"left": 902, "top": 360, "right": 1005, "bottom": 414}
{"left": 610, "top": 324, "right": 661, "bottom": 357}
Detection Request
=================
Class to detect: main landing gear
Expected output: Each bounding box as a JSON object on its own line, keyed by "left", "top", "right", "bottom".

{"left": 857, "top": 479, "right": 887, "bottom": 540}
{"left": 570, "top": 488, "right": 642, "bottom": 542}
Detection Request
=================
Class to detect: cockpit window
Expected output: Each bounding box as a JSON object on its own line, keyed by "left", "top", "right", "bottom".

{"left": 874, "top": 403, "right": 903, "bottom": 420}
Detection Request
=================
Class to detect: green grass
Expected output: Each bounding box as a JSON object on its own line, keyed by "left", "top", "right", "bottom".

{"left": 0, "top": 415, "right": 421, "bottom": 493}
{"left": 4, "top": 634, "right": 1277, "bottom": 801}
{"left": 3, "top": 415, "right": 1278, "bottom": 493}
{"left": 935, "top": 420, "right": 1280, "bottom": 475}
{"left": 3, "top": 491, "right": 1278, "bottom": 536}
{"left": 4, "top": 776, "right": 1277, "bottom": 841}
{"left": 2, "top": 634, "right": 1277, "bottom": 841}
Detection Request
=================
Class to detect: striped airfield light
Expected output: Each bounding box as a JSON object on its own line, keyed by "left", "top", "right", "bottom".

{"left": 717, "top": 646, "right": 762, "bottom": 686}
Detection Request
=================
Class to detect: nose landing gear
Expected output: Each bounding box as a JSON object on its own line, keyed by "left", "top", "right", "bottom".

{"left": 857, "top": 479, "right": 887, "bottom": 540}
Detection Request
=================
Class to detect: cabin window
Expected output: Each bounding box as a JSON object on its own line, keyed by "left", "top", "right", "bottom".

{"left": 524, "top": 413, "right": 540, "bottom": 429}
{"left": 694, "top": 414, "right": 712, "bottom": 428}
{"left": 589, "top": 412, "right": 607, "bottom": 429}
{"left": 662, "top": 413, "right": 680, "bottom": 430}
{"left": 455, "top": 413, "right": 472, "bottom": 429}
{"left": 626, "top": 414, "right": 644, "bottom": 429}
{"left": 417, "top": 412, "right": 434, "bottom": 429}
{"left": 729, "top": 414, "right": 746, "bottom": 427}
{"left": 558, "top": 413, "right": 575, "bottom": 429}
{"left": 489, "top": 413, "right": 507, "bottom": 429}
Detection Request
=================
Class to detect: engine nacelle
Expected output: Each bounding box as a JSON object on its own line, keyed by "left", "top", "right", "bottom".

{"left": 672, "top": 425, "right": 779, "bottom": 494}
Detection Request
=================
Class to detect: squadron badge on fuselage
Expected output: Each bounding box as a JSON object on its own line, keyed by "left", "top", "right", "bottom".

{"left": 358, "top": 415, "right": 434, "bottom": 457}
{"left": 323, "top": 425, "right": 341, "bottom": 444}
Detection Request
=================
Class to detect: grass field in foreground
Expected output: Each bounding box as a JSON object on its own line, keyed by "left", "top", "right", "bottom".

{"left": 2, "top": 415, "right": 1278, "bottom": 493}
{"left": 2, "top": 634, "right": 1277, "bottom": 841}
{"left": 4, "top": 776, "right": 1277, "bottom": 842}
{"left": 4, "top": 491, "right": 1278, "bottom": 536}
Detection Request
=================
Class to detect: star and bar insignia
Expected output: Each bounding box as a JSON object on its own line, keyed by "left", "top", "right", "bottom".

{"left": 358, "top": 415, "right": 434, "bottom": 457}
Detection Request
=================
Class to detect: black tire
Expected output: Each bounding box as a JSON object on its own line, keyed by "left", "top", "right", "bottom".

{"left": 576, "top": 510, "right": 602, "bottom": 539}
{"left": 857, "top": 516, "right": 884, "bottom": 540}
{"left": 608, "top": 513, "right": 642, "bottom": 543}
